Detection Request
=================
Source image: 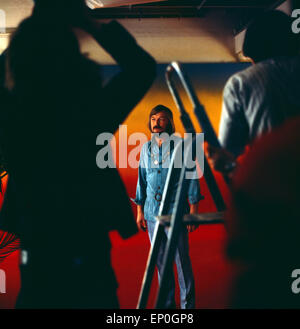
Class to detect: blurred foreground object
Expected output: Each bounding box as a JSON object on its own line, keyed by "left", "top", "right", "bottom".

{"left": 227, "top": 116, "right": 300, "bottom": 308}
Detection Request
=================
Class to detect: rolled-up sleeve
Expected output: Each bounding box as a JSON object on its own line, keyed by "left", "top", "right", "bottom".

{"left": 132, "top": 144, "right": 147, "bottom": 206}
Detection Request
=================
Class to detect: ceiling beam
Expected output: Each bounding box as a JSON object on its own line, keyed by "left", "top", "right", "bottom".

{"left": 86, "top": 0, "right": 167, "bottom": 9}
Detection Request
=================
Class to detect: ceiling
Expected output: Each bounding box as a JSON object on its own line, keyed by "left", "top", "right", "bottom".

{"left": 0, "top": 0, "right": 293, "bottom": 63}
{"left": 88, "top": 0, "right": 282, "bottom": 8}
{"left": 0, "top": 0, "right": 288, "bottom": 33}
{"left": 89, "top": 0, "right": 286, "bottom": 34}
{"left": 86, "top": 0, "right": 167, "bottom": 8}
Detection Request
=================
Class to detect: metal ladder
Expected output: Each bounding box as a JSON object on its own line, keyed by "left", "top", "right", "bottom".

{"left": 137, "top": 62, "right": 229, "bottom": 309}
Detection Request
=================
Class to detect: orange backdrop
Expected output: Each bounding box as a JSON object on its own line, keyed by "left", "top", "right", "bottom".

{"left": 106, "top": 63, "right": 250, "bottom": 215}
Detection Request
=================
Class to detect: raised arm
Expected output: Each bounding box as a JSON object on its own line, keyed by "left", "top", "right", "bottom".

{"left": 84, "top": 20, "right": 156, "bottom": 133}
{"left": 206, "top": 76, "right": 249, "bottom": 175}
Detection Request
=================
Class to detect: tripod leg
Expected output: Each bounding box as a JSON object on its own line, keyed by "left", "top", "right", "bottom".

{"left": 137, "top": 221, "right": 165, "bottom": 309}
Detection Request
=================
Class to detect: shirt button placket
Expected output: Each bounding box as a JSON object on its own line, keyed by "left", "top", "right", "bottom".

{"left": 158, "top": 147, "right": 162, "bottom": 204}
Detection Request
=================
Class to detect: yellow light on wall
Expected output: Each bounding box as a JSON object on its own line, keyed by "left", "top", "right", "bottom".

{"left": 0, "top": 33, "right": 9, "bottom": 54}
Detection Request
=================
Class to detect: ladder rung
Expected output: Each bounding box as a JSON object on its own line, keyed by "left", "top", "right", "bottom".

{"left": 156, "top": 211, "right": 225, "bottom": 226}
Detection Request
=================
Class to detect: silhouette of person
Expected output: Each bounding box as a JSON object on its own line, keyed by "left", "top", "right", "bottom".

{"left": 0, "top": 0, "right": 156, "bottom": 308}
{"left": 207, "top": 10, "right": 300, "bottom": 175}
{"left": 226, "top": 116, "right": 300, "bottom": 308}
{"left": 203, "top": 9, "right": 300, "bottom": 308}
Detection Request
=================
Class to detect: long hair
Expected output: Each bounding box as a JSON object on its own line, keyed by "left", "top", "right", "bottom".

{"left": 148, "top": 105, "right": 175, "bottom": 135}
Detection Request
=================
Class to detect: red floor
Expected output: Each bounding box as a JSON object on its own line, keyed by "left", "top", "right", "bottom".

{"left": 111, "top": 223, "right": 234, "bottom": 309}
{"left": 0, "top": 223, "right": 233, "bottom": 309}
{"left": 0, "top": 169, "right": 235, "bottom": 309}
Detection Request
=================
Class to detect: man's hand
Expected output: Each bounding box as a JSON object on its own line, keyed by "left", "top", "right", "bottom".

{"left": 67, "top": 0, "right": 93, "bottom": 29}
{"left": 55, "top": 0, "right": 98, "bottom": 32}
{"left": 137, "top": 206, "right": 147, "bottom": 232}
{"left": 34, "top": 0, "right": 91, "bottom": 27}
{"left": 188, "top": 203, "right": 199, "bottom": 233}
{"left": 205, "top": 144, "right": 237, "bottom": 175}
{"left": 187, "top": 225, "right": 198, "bottom": 233}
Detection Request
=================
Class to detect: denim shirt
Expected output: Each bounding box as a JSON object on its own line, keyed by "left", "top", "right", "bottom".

{"left": 133, "top": 135, "right": 203, "bottom": 222}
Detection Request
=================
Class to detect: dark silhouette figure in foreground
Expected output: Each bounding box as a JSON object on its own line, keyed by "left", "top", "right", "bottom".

{"left": 226, "top": 116, "right": 300, "bottom": 308}
{"left": 207, "top": 10, "right": 300, "bottom": 176}
{"left": 0, "top": 0, "right": 156, "bottom": 308}
{"left": 0, "top": 52, "right": 20, "bottom": 264}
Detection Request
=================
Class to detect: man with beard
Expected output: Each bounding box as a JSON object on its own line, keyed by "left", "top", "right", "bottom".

{"left": 133, "top": 105, "right": 203, "bottom": 309}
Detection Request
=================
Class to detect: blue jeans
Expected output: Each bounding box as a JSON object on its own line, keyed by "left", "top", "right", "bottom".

{"left": 147, "top": 221, "right": 195, "bottom": 309}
